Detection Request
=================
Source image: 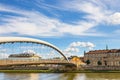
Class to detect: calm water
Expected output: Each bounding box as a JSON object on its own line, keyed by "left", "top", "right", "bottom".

{"left": 0, "top": 73, "right": 120, "bottom": 80}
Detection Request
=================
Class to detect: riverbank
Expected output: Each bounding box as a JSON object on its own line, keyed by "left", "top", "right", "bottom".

{"left": 1, "top": 70, "right": 120, "bottom": 73}
{"left": 0, "top": 70, "right": 53, "bottom": 73}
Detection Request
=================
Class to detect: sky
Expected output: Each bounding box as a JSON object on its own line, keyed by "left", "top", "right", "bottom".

{"left": 0, "top": 0, "right": 120, "bottom": 57}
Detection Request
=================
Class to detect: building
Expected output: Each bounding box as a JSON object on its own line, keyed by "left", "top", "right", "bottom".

{"left": 84, "top": 49, "right": 120, "bottom": 70}
{"left": 9, "top": 52, "right": 41, "bottom": 60}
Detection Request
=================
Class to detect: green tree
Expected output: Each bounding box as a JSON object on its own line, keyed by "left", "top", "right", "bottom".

{"left": 97, "top": 61, "right": 102, "bottom": 65}
{"left": 86, "top": 60, "right": 90, "bottom": 65}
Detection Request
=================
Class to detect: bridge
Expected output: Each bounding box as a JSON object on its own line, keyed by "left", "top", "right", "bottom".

{"left": 0, "top": 37, "right": 77, "bottom": 70}
{"left": 0, "top": 59, "right": 70, "bottom": 66}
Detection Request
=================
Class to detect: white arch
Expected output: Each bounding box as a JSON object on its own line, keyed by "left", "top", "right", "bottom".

{"left": 0, "top": 37, "right": 68, "bottom": 61}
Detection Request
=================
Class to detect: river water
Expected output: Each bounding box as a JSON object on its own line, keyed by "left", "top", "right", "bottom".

{"left": 0, "top": 73, "right": 120, "bottom": 80}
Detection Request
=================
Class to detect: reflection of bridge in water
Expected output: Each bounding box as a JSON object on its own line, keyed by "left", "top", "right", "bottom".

{"left": 0, "top": 37, "right": 76, "bottom": 70}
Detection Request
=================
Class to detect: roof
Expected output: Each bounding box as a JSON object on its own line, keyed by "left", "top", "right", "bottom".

{"left": 86, "top": 49, "right": 120, "bottom": 54}
{"left": 9, "top": 52, "right": 40, "bottom": 58}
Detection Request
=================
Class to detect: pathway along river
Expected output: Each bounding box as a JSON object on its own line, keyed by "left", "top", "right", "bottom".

{"left": 0, "top": 73, "right": 120, "bottom": 80}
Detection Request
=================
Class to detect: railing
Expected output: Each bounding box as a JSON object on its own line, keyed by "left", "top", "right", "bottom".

{"left": 0, "top": 59, "right": 69, "bottom": 66}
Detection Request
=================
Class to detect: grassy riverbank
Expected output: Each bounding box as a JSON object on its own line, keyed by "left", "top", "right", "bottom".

{"left": 69, "top": 70, "right": 120, "bottom": 73}
{"left": 0, "top": 70, "right": 57, "bottom": 73}
{"left": 1, "top": 70, "right": 120, "bottom": 73}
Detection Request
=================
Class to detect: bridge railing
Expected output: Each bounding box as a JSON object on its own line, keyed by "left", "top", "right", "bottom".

{"left": 0, "top": 59, "right": 69, "bottom": 66}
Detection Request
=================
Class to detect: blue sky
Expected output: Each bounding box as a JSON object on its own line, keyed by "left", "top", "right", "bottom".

{"left": 0, "top": 0, "right": 120, "bottom": 56}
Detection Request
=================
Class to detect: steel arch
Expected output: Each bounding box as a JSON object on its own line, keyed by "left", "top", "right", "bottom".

{"left": 0, "top": 37, "right": 69, "bottom": 62}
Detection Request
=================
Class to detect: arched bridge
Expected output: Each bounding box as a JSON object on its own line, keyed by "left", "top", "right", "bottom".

{"left": 0, "top": 37, "right": 76, "bottom": 68}
{"left": 0, "top": 37, "right": 68, "bottom": 61}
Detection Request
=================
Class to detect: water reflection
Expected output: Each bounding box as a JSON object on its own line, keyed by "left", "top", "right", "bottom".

{"left": 60, "top": 73, "right": 86, "bottom": 80}
{"left": 85, "top": 73, "right": 120, "bottom": 80}
{"left": 3, "top": 73, "right": 34, "bottom": 80}
{"left": 1, "top": 73, "right": 120, "bottom": 80}
{"left": 0, "top": 73, "right": 4, "bottom": 80}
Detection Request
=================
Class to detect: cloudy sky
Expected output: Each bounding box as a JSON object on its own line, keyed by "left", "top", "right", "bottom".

{"left": 0, "top": 0, "right": 120, "bottom": 56}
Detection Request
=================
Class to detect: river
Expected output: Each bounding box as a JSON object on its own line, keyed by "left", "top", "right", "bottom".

{"left": 0, "top": 73, "right": 120, "bottom": 80}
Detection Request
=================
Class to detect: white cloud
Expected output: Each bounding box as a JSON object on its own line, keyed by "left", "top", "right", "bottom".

{"left": 64, "top": 41, "right": 95, "bottom": 57}
{"left": 0, "top": 48, "right": 9, "bottom": 58}
{"left": 0, "top": 14, "right": 102, "bottom": 37}
{"left": 0, "top": 2, "right": 104, "bottom": 37}
{"left": 61, "top": 0, "right": 108, "bottom": 23}
{"left": 65, "top": 47, "right": 79, "bottom": 53}
{"left": 23, "top": 50, "right": 36, "bottom": 53}
{"left": 69, "top": 41, "right": 95, "bottom": 49}
{"left": 61, "top": 1, "right": 120, "bottom": 25}
{"left": 0, "top": 12, "right": 61, "bottom": 36}
{"left": 107, "top": 12, "right": 120, "bottom": 25}
{"left": 0, "top": 0, "right": 120, "bottom": 37}
{"left": 0, "top": 53, "right": 9, "bottom": 59}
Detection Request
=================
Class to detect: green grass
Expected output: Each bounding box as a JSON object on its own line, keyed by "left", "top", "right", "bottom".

{"left": 0, "top": 70, "right": 54, "bottom": 73}
{"left": 69, "top": 70, "right": 120, "bottom": 73}
{"left": 0, "top": 70, "right": 71, "bottom": 73}
{"left": 1, "top": 70, "right": 120, "bottom": 73}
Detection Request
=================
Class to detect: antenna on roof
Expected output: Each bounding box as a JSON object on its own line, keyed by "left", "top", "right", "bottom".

{"left": 106, "top": 44, "right": 108, "bottom": 50}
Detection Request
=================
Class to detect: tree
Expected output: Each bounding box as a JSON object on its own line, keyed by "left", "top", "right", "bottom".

{"left": 86, "top": 60, "right": 90, "bottom": 65}
{"left": 97, "top": 61, "right": 102, "bottom": 65}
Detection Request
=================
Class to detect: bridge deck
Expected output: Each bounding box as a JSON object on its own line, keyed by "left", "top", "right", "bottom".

{"left": 0, "top": 59, "right": 71, "bottom": 66}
